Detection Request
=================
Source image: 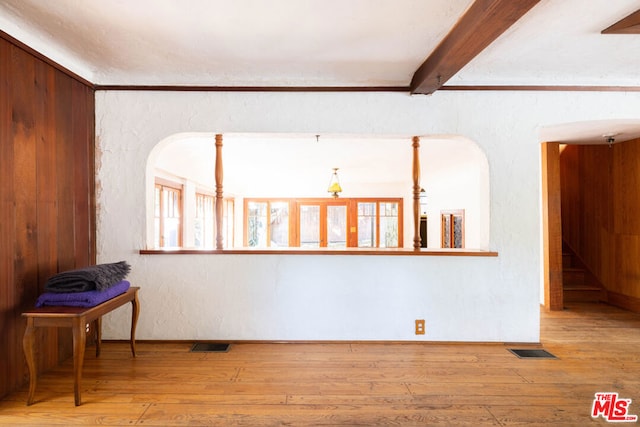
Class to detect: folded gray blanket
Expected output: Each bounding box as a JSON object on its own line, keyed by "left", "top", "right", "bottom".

{"left": 44, "top": 261, "right": 131, "bottom": 293}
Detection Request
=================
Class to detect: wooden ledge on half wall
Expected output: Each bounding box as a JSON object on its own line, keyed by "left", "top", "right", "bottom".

{"left": 139, "top": 247, "right": 498, "bottom": 257}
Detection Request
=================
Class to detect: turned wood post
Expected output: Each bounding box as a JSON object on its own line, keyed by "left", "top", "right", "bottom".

{"left": 215, "top": 134, "right": 224, "bottom": 250}
{"left": 412, "top": 136, "right": 421, "bottom": 250}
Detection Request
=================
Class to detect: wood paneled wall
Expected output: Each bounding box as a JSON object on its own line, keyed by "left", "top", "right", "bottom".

{"left": 0, "top": 35, "right": 95, "bottom": 399}
{"left": 541, "top": 142, "right": 563, "bottom": 310}
{"left": 560, "top": 140, "right": 640, "bottom": 309}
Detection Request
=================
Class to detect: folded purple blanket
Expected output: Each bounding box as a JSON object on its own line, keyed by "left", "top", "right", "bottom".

{"left": 35, "top": 280, "right": 131, "bottom": 308}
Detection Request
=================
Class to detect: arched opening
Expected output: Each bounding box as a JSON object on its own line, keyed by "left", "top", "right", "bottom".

{"left": 145, "top": 133, "right": 490, "bottom": 251}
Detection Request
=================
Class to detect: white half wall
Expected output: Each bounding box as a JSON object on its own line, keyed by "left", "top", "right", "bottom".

{"left": 95, "top": 90, "right": 640, "bottom": 343}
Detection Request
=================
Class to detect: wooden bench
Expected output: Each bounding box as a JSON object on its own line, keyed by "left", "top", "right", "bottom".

{"left": 22, "top": 286, "right": 140, "bottom": 406}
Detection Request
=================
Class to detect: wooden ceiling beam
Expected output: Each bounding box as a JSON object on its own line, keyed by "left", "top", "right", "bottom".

{"left": 602, "top": 9, "right": 640, "bottom": 34}
{"left": 410, "top": 0, "right": 540, "bottom": 95}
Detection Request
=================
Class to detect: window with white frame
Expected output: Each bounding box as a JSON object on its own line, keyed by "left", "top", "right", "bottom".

{"left": 154, "top": 179, "right": 183, "bottom": 248}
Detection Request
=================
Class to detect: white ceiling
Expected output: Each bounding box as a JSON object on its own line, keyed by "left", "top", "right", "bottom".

{"left": 0, "top": 0, "right": 473, "bottom": 86}
{"left": 1, "top": 0, "right": 639, "bottom": 88}
{"left": 450, "top": 0, "right": 640, "bottom": 87}
{"left": 538, "top": 119, "right": 640, "bottom": 145}
{"left": 1, "top": 0, "right": 640, "bottom": 143}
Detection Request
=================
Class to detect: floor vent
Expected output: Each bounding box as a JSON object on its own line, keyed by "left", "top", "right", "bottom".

{"left": 508, "top": 348, "right": 557, "bottom": 359}
{"left": 190, "top": 343, "right": 230, "bottom": 353}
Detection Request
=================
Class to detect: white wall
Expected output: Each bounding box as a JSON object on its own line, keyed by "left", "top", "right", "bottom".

{"left": 95, "top": 90, "right": 640, "bottom": 343}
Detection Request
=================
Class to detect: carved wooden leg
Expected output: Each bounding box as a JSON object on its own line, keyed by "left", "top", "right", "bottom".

{"left": 72, "top": 317, "right": 87, "bottom": 406}
{"left": 95, "top": 317, "right": 102, "bottom": 357}
{"left": 130, "top": 290, "right": 139, "bottom": 357}
{"left": 22, "top": 318, "right": 37, "bottom": 406}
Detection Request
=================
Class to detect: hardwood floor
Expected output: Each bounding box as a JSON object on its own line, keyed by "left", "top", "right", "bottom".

{"left": 1, "top": 302, "right": 639, "bottom": 426}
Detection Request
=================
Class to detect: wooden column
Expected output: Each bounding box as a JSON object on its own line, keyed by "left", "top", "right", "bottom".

{"left": 215, "top": 134, "right": 224, "bottom": 250}
{"left": 412, "top": 136, "right": 421, "bottom": 250}
{"left": 541, "top": 142, "right": 563, "bottom": 310}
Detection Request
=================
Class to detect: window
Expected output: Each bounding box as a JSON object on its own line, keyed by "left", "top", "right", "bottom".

{"left": 156, "top": 184, "right": 233, "bottom": 249}
{"left": 298, "top": 203, "right": 319, "bottom": 247}
{"left": 222, "top": 199, "right": 235, "bottom": 248}
{"left": 357, "top": 201, "right": 401, "bottom": 248}
{"left": 298, "top": 201, "right": 348, "bottom": 248}
{"left": 244, "top": 198, "right": 402, "bottom": 248}
{"left": 441, "top": 210, "right": 464, "bottom": 248}
{"left": 357, "top": 202, "right": 376, "bottom": 247}
{"left": 246, "top": 200, "right": 291, "bottom": 247}
{"left": 194, "top": 193, "right": 215, "bottom": 248}
{"left": 154, "top": 180, "right": 183, "bottom": 248}
{"left": 326, "top": 203, "right": 347, "bottom": 248}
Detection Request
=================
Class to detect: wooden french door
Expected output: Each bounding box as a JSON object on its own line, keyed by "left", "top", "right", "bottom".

{"left": 298, "top": 201, "right": 348, "bottom": 247}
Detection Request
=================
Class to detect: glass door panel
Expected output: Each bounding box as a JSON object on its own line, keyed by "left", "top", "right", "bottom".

{"left": 379, "top": 202, "right": 399, "bottom": 248}
{"left": 247, "top": 201, "right": 268, "bottom": 247}
{"left": 327, "top": 205, "right": 347, "bottom": 248}
{"left": 442, "top": 214, "right": 451, "bottom": 248}
{"left": 269, "top": 201, "right": 289, "bottom": 247}
{"left": 440, "top": 210, "right": 464, "bottom": 248}
{"left": 453, "top": 214, "right": 463, "bottom": 248}
{"left": 357, "top": 202, "right": 376, "bottom": 247}
{"left": 299, "top": 205, "right": 320, "bottom": 247}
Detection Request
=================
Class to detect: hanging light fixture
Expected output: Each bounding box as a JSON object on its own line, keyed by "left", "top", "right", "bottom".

{"left": 327, "top": 167, "right": 342, "bottom": 198}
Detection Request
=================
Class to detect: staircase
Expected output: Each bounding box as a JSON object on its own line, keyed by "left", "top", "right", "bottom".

{"left": 562, "top": 244, "right": 605, "bottom": 302}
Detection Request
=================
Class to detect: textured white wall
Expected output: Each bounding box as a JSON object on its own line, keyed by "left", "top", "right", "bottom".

{"left": 95, "top": 90, "right": 640, "bottom": 343}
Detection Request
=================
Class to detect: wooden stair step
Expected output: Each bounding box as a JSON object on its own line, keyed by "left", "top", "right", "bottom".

{"left": 561, "top": 242, "right": 605, "bottom": 303}
{"left": 562, "top": 268, "right": 585, "bottom": 287}
{"left": 562, "top": 252, "right": 575, "bottom": 268}
{"left": 564, "top": 287, "right": 602, "bottom": 302}
{"left": 563, "top": 284, "right": 601, "bottom": 291}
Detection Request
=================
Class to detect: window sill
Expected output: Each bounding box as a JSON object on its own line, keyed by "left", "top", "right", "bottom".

{"left": 139, "top": 248, "right": 498, "bottom": 257}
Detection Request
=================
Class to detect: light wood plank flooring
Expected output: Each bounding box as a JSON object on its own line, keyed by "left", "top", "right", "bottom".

{"left": 1, "top": 302, "right": 639, "bottom": 426}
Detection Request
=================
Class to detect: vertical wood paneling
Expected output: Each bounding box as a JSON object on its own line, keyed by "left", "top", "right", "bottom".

{"left": 35, "top": 59, "right": 61, "bottom": 371}
{"left": 0, "top": 36, "right": 95, "bottom": 399}
{"left": 616, "top": 140, "right": 640, "bottom": 234}
{"left": 55, "top": 71, "right": 76, "bottom": 272}
{"left": 560, "top": 145, "right": 579, "bottom": 250}
{"left": 11, "top": 44, "right": 39, "bottom": 294}
{"left": 560, "top": 140, "right": 640, "bottom": 307}
{"left": 0, "top": 35, "right": 16, "bottom": 401}
{"left": 10, "top": 43, "right": 40, "bottom": 395}
{"left": 540, "top": 142, "right": 563, "bottom": 310}
{"left": 584, "top": 145, "right": 613, "bottom": 284}
{"left": 87, "top": 87, "right": 96, "bottom": 261}
{"left": 35, "top": 55, "right": 58, "bottom": 291}
{"left": 613, "top": 141, "right": 640, "bottom": 304}
{"left": 71, "top": 80, "right": 95, "bottom": 268}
